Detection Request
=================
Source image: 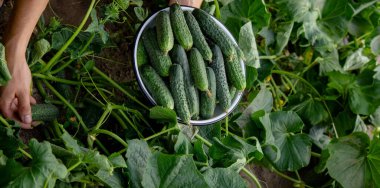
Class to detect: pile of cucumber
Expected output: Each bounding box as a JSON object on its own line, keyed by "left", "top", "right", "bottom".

{"left": 137, "top": 4, "right": 246, "bottom": 124}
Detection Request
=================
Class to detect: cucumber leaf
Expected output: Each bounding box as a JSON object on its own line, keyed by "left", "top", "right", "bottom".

{"left": 174, "top": 132, "right": 193, "bottom": 154}
{"left": 221, "top": 0, "right": 270, "bottom": 37}
{"left": 142, "top": 152, "right": 209, "bottom": 188}
{"left": 0, "top": 126, "right": 22, "bottom": 158}
{"left": 262, "top": 111, "right": 312, "bottom": 171}
{"left": 0, "top": 139, "right": 68, "bottom": 188}
{"left": 203, "top": 168, "right": 247, "bottom": 188}
{"left": 326, "top": 133, "right": 380, "bottom": 188}
{"left": 238, "top": 21, "right": 260, "bottom": 68}
{"left": 95, "top": 169, "right": 125, "bottom": 188}
{"left": 126, "top": 139, "right": 152, "bottom": 188}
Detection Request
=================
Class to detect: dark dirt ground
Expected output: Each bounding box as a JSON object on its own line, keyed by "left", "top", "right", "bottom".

{"left": 0, "top": 1, "right": 292, "bottom": 187}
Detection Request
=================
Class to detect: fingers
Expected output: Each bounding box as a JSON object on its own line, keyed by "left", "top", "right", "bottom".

{"left": 17, "top": 91, "right": 32, "bottom": 125}
{"left": 30, "top": 96, "right": 36, "bottom": 105}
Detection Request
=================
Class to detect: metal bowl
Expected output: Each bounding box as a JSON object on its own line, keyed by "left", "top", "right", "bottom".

{"left": 133, "top": 6, "right": 245, "bottom": 126}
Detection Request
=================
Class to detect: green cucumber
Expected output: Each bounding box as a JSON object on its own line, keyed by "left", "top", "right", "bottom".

{"left": 189, "top": 48, "right": 209, "bottom": 92}
{"left": 32, "top": 104, "right": 59, "bottom": 121}
{"left": 136, "top": 41, "right": 148, "bottom": 67}
{"left": 0, "top": 43, "right": 12, "bottom": 86}
{"left": 229, "top": 86, "right": 237, "bottom": 99}
{"left": 141, "top": 29, "right": 172, "bottom": 77}
{"left": 141, "top": 65, "right": 174, "bottom": 109}
{"left": 192, "top": 9, "right": 236, "bottom": 60}
{"left": 210, "top": 45, "right": 230, "bottom": 111}
{"left": 170, "top": 64, "right": 191, "bottom": 124}
{"left": 225, "top": 56, "right": 246, "bottom": 90}
{"left": 156, "top": 11, "right": 174, "bottom": 54}
{"left": 200, "top": 67, "right": 216, "bottom": 119}
{"left": 184, "top": 11, "right": 213, "bottom": 62}
{"left": 170, "top": 3, "right": 193, "bottom": 50}
{"left": 170, "top": 44, "right": 199, "bottom": 117}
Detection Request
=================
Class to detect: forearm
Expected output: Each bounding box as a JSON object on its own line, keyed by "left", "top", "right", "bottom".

{"left": 169, "top": 0, "right": 203, "bottom": 8}
{"left": 4, "top": 0, "right": 49, "bottom": 59}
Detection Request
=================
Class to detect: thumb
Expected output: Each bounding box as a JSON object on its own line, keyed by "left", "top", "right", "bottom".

{"left": 17, "top": 92, "right": 32, "bottom": 124}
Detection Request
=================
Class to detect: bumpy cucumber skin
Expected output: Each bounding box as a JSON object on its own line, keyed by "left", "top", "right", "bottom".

{"left": 184, "top": 11, "right": 213, "bottom": 62}
{"left": 192, "top": 9, "right": 236, "bottom": 60}
{"left": 137, "top": 41, "right": 148, "bottom": 67}
{"left": 141, "top": 29, "right": 172, "bottom": 77}
{"left": 229, "top": 86, "right": 237, "bottom": 99}
{"left": 200, "top": 67, "right": 216, "bottom": 119}
{"left": 170, "top": 3, "right": 193, "bottom": 50}
{"left": 225, "top": 56, "right": 246, "bottom": 90}
{"left": 32, "top": 104, "right": 59, "bottom": 121}
{"left": 0, "top": 43, "right": 12, "bottom": 85}
{"left": 210, "top": 45, "right": 230, "bottom": 111}
{"left": 189, "top": 48, "right": 209, "bottom": 91}
{"left": 156, "top": 11, "right": 174, "bottom": 54}
{"left": 170, "top": 64, "right": 191, "bottom": 124}
{"left": 141, "top": 65, "right": 174, "bottom": 109}
{"left": 170, "top": 44, "right": 199, "bottom": 118}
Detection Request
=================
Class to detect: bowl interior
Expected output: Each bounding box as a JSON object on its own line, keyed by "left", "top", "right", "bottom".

{"left": 133, "top": 6, "right": 245, "bottom": 125}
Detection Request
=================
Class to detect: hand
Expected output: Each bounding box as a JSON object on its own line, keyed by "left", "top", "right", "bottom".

{"left": 169, "top": 0, "right": 203, "bottom": 8}
{"left": 0, "top": 52, "right": 36, "bottom": 129}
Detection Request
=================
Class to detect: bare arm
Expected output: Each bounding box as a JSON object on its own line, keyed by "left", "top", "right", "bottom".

{"left": 169, "top": 0, "right": 203, "bottom": 8}
{"left": 0, "top": 0, "right": 48, "bottom": 128}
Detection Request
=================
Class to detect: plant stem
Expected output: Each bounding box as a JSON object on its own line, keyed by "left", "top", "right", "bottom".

{"left": 118, "top": 109, "right": 144, "bottom": 139}
{"left": 92, "top": 104, "right": 112, "bottom": 130}
{"left": 18, "top": 147, "right": 32, "bottom": 159}
{"left": 35, "top": 79, "right": 47, "bottom": 99}
{"left": 194, "top": 134, "right": 212, "bottom": 147}
{"left": 295, "top": 170, "right": 301, "bottom": 181}
{"left": 43, "top": 80, "right": 89, "bottom": 132}
{"left": 144, "top": 127, "right": 178, "bottom": 141}
{"left": 33, "top": 73, "right": 101, "bottom": 87}
{"left": 95, "top": 139, "right": 110, "bottom": 156}
{"left": 225, "top": 115, "right": 229, "bottom": 136}
{"left": 311, "top": 151, "right": 321, "bottom": 158}
{"left": 91, "top": 129, "right": 129, "bottom": 148}
{"left": 67, "top": 160, "right": 82, "bottom": 172}
{"left": 241, "top": 167, "right": 262, "bottom": 188}
{"left": 93, "top": 67, "right": 149, "bottom": 110}
{"left": 213, "top": 0, "right": 221, "bottom": 19}
{"left": 259, "top": 55, "right": 277, "bottom": 59}
{"left": 0, "top": 115, "right": 11, "bottom": 128}
{"left": 40, "top": 0, "right": 96, "bottom": 73}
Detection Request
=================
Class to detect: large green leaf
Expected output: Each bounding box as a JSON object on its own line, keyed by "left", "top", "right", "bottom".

{"left": 370, "top": 107, "right": 380, "bottom": 127}
{"left": 126, "top": 139, "right": 152, "bottom": 188}
{"left": 326, "top": 133, "right": 380, "bottom": 188}
{"left": 141, "top": 152, "right": 209, "bottom": 188}
{"left": 343, "top": 48, "right": 370, "bottom": 71}
{"left": 174, "top": 132, "right": 193, "bottom": 155}
{"left": 239, "top": 21, "right": 260, "bottom": 68}
{"left": 0, "top": 126, "right": 22, "bottom": 158}
{"left": 203, "top": 168, "right": 247, "bottom": 188}
{"left": 221, "top": 0, "right": 270, "bottom": 37}
{"left": 263, "top": 111, "right": 312, "bottom": 171}
{"left": 0, "top": 139, "right": 67, "bottom": 188}
{"left": 149, "top": 106, "right": 177, "bottom": 126}
{"left": 209, "top": 135, "right": 263, "bottom": 171}
{"left": 287, "top": 94, "right": 329, "bottom": 125}
{"left": 61, "top": 132, "right": 112, "bottom": 171}
{"left": 95, "top": 169, "right": 125, "bottom": 188}
{"left": 236, "top": 86, "right": 273, "bottom": 130}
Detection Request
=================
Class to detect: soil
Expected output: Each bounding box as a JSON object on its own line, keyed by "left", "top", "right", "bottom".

{"left": 0, "top": 1, "right": 292, "bottom": 187}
